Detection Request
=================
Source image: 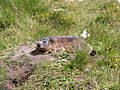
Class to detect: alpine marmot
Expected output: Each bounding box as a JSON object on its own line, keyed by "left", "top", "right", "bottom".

{"left": 36, "top": 36, "right": 96, "bottom": 56}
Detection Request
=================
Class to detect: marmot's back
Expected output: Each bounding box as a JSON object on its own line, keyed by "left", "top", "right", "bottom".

{"left": 36, "top": 36, "right": 96, "bottom": 56}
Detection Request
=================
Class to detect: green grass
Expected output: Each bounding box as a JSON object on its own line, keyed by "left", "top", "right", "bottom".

{"left": 0, "top": 66, "right": 8, "bottom": 89}
{"left": 18, "top": 59, "right": 119, "bottom": 89}
{"left": 0, "top": 0, "right": 120, "bottom": 89}
{"left": 65, "top": 50, "right": 88, "bottom": 72}
{"left": 18, "top": 60, "right": 81, "bottom": 89}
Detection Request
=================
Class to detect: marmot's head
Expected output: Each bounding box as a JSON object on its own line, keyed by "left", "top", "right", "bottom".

{"left": 36, "top": 37, "right": 54, "bottom": 52}
{"left": 36, "top": 38, "right": 50, "bottom": 52}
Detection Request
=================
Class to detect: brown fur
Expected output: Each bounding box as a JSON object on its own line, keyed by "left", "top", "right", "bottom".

{"left": 36, "top": 36, "right": 96, "bottom": 56}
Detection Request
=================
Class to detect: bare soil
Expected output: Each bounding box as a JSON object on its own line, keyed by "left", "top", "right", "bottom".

{"left": 0, "top": 43, "right": 56, "bottom": 90}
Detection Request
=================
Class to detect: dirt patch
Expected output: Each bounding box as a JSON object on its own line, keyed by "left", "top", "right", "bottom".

{"left": 6, "top": 63, "right": 33, "bottom": 89}
{"left": 0, "top": 43, "right": 56, "bottom": 90}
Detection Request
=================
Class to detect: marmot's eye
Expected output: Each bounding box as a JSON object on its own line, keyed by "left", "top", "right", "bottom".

{"left": 43, "top": 41, "right": 46, "bottom": 43}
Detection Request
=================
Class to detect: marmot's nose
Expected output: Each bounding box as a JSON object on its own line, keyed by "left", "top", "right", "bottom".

{"left": 37, "top": 44, "right": 41, "bottom": 47}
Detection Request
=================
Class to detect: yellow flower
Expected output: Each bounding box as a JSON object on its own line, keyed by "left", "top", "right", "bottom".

{"left": 32, "top": 15, "right": 34, "bottom": 18}
{"left": 35, "top": 12, "right": 38, "bottom": 14}
{"left": 114, "top": 64, "right": 118, "bottom": 67}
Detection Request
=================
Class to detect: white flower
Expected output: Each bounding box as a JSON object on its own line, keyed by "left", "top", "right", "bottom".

{"left": 66, "top": 0, "right": 83, "bottom": 2}
{"left": 81, "top": 30, "right": 90, "bottom": 38}
{"left": 54, "top": 8, "right": 64, "bottom": 12}
{"left": 62, "top": 59, "right": 68, "bottom": 62}
{"left": 78, "top": 0, "right": 83, "bottom": 1}
{"left": 66, "top": 0, "right": 74, "bottom": 1}
{"left": 118, "top": 0, "right": 120, "bottom": 3}
{"left": 26, "top": 37, "right": 31, "bottom": 40}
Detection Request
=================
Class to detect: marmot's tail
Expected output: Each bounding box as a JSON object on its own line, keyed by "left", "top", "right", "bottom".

{"left": 90, "top": 50, "right": 96, "bottom": 56}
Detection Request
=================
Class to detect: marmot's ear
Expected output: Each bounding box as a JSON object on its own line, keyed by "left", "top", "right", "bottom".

{"left": 49, "top": 38, "right": 54, "bottom": 44}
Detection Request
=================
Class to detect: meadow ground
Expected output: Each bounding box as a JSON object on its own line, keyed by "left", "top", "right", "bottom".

{"left": 0, "top": 0, "right": 120, "bottom": 89}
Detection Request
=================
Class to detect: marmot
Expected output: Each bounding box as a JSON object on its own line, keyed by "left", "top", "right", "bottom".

{"left": 36, "top": 36, "right": 96, "bottom": 56}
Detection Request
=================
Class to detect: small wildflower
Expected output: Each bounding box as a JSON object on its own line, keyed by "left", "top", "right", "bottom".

{"left": 67, "top": 62, "right": 71, "bottom": 64}
{"left": 117, "top": 5, "right": 119, "bottom": 9}
{"left": 35, "top": 15, "right": 37, "bottom": 17}
{"left": 62, "top": 59, "right": 68, "bottom": 62}
{"left": 60, "top": 21, "right": 63, "bottom": 23}
{"left": 67, "top": 74, "right": 70, "bottom": 77}
{"left": 66, "top": 0, "right": 74, "bottom": 2}
{"left": 35, "top": 12, "right": 38, "bottom": 15}
{"left": 66, "top": 0, "right": 83, "bottom": 2}
{"left": 15, "top": 6, "right": 17, "bottom": 10}
{"left": 118, "top": 0, "right": 120, "bottom": 3}
{"left": 30, "top": 25, "right": 33, "bottom": 29}
{"left": 54, "top": 8, "right": 64, "bottom": 12}
{"left": 112, "top": 68, "right": 114, "bottom": 71}
{"left": 32, "top": 15, "right": 34, "bottom": 18}
{"left": 81, "top": 30, "right": 90, "bottom": 38}
{"left": 78, "top": 0, "right": 83, "bottom": 1}
{"left": 16, "top": 13, "right": 18, "bottom": 16}
{"left": 26, "top": 37, "right": 31, "bottom": 40}
{"left": 114, "top": 64, "right": 118, "bottom": 67}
